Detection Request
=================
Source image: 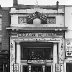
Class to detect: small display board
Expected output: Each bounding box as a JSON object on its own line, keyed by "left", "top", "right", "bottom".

{"left": 13, "top": 63, "right": 19, "bottom": 72}
{"left": 28, "top": 60, "right": 45, "bottom": 64}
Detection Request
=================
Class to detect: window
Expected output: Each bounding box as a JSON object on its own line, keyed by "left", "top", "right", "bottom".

{"left": 0, "top": 17, "right": 2, "bottom": 30}
{"left": 18, "top": 17, "right": 27, "bottom": 24}
{"left": 47, "top": 17, "right": 56, "bottom": 24}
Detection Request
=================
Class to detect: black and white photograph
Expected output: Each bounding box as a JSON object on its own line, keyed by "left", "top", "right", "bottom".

{"left": 0, "top": 0, "right": 72, "bottom": 72}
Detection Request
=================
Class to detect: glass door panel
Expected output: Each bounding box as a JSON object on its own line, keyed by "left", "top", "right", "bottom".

{"left": 45, "top": 66, "right": 51, "bottom": 72}
{"left": 23, "top": 66, "right": 28, "bottom": 72}
{"left": 31, "top": 65, "right": 42, "bottom": 72}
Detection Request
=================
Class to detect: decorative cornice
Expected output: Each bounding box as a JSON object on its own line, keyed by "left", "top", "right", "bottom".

{"left": 6, "top": 27, "right": 68, "bottom": 31}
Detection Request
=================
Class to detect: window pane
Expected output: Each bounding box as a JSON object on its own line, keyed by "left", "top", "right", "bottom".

{"left": 0, "top": 18, "right": 2, "bottom": 30}
{"left": 45, "top": 66, "right": 51, "bottom": 72}
{"left": 47, "top": 17, "right": 56, "bottom": 24}
{"left": 18, "top": 17, "right": 27, "bottom": 24}
{"left": 23, "top": 66, "right": 28, "bottom": 72}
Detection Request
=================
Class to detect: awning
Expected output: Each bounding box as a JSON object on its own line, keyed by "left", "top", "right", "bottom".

{"left": 6, "top": 26, "right": 68, "bottom": 31}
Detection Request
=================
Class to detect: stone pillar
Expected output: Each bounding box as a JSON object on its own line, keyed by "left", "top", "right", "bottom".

{"left": 53, "top": 43, "right": 57, "bottom": 63}
{"left": 16, "top": 42, "right": 21, "bottom": 64}
{"left": 42, "top": 65, "right": 45, "bottom": 72}
{"left": 53, "top": 43, "right": 57, "bottom": 72}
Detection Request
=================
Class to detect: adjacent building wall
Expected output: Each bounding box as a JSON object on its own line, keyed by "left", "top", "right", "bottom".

{"left": 0, "top": 7, "right": 10, "bottom": 50}
{"left": 65, "top": 6, "right": 72, "bottom": 39}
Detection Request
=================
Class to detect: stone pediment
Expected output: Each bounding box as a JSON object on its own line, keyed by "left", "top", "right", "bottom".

{"left": 27, "top": 11, "right": 47, "bottom": 24}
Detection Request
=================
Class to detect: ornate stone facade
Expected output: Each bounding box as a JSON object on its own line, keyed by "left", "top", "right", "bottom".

{"left": 10, "top": 32, "right": 65, "bottom": 72}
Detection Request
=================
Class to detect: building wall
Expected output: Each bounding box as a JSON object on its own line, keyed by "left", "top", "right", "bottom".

{"left": 0, "top": 7, "right": 10, "bottom": 50}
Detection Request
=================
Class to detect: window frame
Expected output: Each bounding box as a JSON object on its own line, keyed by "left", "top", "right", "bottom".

{"left": 47, "top": 17, "right": 56, "bottom": 24}
{"left": 18, "top": 16, "right": 27, "bottom": 24}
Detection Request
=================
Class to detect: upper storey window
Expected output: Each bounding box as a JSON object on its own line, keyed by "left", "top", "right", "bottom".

{"left": 18, "top": 17, "right": 27, "bottom": 24}
{"left": 47, "top": 17, "right": 56, "bottom": 24}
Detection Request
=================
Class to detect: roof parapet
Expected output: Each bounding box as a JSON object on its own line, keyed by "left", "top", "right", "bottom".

{"left": 56, "top": 1, "right": 59, "bottom": 10}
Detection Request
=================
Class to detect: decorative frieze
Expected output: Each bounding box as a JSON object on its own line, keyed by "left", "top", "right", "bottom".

{"left": 66, "top": 39, "right": 72, "bottom": 57}
{"left": 10, "top": 39, "right": 15, "bottom": 72}
{"left": 59, "top": 38, "right": 64, "bottom": 63}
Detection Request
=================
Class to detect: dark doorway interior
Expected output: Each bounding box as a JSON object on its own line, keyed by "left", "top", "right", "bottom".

{"left": 45, "top": 66, "right": 51, "bottom": 72}
{"left": 20, "top": 42, "right": 53, "bottom": 60}
{"left": 66, "top": 63, "right": 72, "bottom": 72}
{"left": 23, "top": 66, "right": 28, "bottom": 72}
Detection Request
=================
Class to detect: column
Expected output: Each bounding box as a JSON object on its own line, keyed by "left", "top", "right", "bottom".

{"left": 16, "top": 42, "right": 21, "bottom": 72}
{"left": 16, "top": 42, "right": 21, "bottom": 64}
{"left": 53, "top": 43, "right": 57, "bottom": 63}
{"left": 53, "top": 43, "right": 57, "bottom": 72}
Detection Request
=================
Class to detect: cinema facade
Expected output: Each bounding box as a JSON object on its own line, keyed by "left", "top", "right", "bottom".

{"left": 6, "top": 1, "right": 72, "bottom": 72}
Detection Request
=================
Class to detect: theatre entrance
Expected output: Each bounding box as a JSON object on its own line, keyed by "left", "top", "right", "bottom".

{"left": 10, "top": 32, "right": 64, "bottom": 72}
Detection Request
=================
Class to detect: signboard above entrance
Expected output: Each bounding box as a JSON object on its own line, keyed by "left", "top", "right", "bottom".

{"left": 17, "top": 33, "right": 63, "bottom": 38}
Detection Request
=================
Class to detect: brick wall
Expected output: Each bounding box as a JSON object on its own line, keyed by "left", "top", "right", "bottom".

{"left": 0, "top": 7, "right": 10, "bottom": 50}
